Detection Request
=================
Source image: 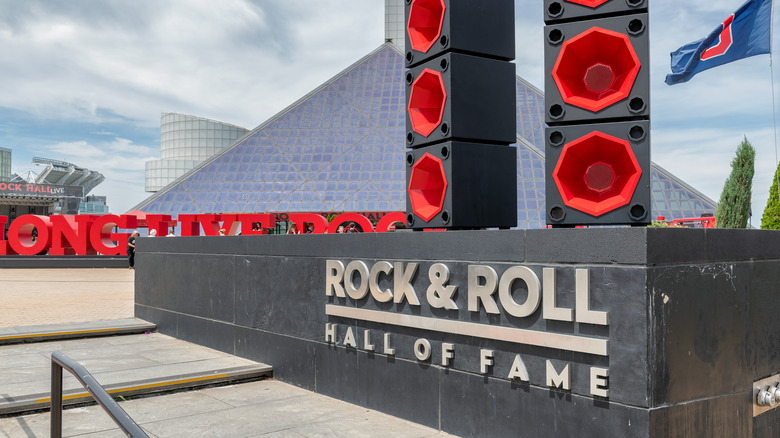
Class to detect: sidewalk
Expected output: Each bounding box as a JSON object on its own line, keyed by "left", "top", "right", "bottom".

{"left": 0, "top": 379, "right": 450, "bottom": 437}
{"left": 0, "top": 269, "right": 134, "bottom": 327}
{"left": 0, "top": 268, "right": 455, "bottom": 437}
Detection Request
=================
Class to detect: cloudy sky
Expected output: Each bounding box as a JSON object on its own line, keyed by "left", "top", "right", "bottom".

{"left": 0, "top": 0, "right": 777, "bottom": 223}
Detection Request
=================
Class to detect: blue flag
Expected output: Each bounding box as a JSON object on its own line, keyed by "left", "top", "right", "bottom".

{"left": 665, "top": 0, "right": 773, "bottom": 85}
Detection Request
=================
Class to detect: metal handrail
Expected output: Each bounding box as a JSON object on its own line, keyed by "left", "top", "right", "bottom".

{"left": 50, "top": 350, "right": 149, "bottom": 438}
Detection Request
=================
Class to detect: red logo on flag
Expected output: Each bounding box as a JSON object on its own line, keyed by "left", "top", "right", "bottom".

{"left": 701, "top": 14, "right": 734, "bottom": 60}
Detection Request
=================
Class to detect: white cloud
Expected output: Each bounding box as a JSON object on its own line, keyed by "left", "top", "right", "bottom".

{"left": 2, "top": 0, "right": 780, "bottom": 223}
{"left": 0, "top": 0, "right": 383, "bottom": 128}
{"left": 0, "top": 0, "right": 384, "bottom": 214}
{"left": 39, "top": 138, "right": 155, "bottom": 213}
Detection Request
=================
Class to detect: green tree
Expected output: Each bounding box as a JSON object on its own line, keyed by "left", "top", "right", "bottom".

{"left": 715, "top": 136, "right": 756, "bottom": 228}
{"left": 760, "top": 161, "right": 780, "bottom": 229}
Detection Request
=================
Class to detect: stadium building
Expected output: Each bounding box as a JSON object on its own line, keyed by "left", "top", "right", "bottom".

{"left": 133, "top": 0, "right": 717, "bottom": 228}
{"left": 1, "top": 156, "right": 105, "bottom": 230}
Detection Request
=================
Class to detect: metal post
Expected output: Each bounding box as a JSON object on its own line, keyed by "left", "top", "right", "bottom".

{"left": 50, "top": 351, "right": 148, "bottom": 437}
{"left": 51, "top": 359, "right": 63, "bottom": 438}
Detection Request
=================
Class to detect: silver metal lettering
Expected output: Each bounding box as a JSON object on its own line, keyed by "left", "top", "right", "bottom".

{"left": 393, "top": 262, "right": 421, "bottom": 306}
{"left": 467, "top": 265, "right": 500, "bottom": 314}
{"left": 363, "top": 330, "right": 375, "bottom": 351}
{"left": 441, "top": 342, "right": 455, "bottom": 367}
{"left": 383, "top": 333, "right": 395, "bottom": 355}
{"left": 498, "top": 266, "right": 541, "bottom": 318}
{"left": 546, "top": 360, "right": 571, "bottom": 390}
{"left": 590, "top": 367, "right": 609, "bottom": 398}
{"left": 576, "top": 269, "right": 609, "bottom": 326}
{"left": 369, "top": 261, "right": 394, "bottom": 303}
{"left": 344, "top": 261, "right": 370, "bottom": 300}
{"left": 426, "top": 263, "right": 458, "bottom": 310}
{"left": 325, "top": 323, "right": 337, "bottom": 343}
{"left": 343, "top": 327, "right": 357, "bottom": 348}
{"left": 480, "top": 349, "right": 494, "bottom": 374}
{"left": 414, "top": 338, "right": 431, "bottom": 361}
{"left": 325, "top": 260, "right": 345, "bottom": 297}
{"left": 508, "top": 355, "right": 530, "bottom": 381}
{"left": 543, "top": 268, "right": 573, "bottom": 322}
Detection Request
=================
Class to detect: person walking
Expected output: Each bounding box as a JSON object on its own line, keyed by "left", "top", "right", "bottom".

{"left": 127, "top": 231, "right": 139, "bottom": 269}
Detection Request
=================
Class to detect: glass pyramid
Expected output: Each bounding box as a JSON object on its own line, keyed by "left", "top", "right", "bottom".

{"left": 135, "top": 43, "right": 716, "bottom": 228}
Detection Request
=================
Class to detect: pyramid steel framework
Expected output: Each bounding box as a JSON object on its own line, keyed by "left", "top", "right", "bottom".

{"left": 134, "top": 44, "right": 716, "bottom": 229}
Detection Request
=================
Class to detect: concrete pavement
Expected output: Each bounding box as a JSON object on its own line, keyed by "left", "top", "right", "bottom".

{"left": 1, "top": 379, "right": 451, "bottom": 437}
{"left": 0, "top": 268, "right": 455, "bottom": 437}
{"left": 0, "top": 269, "right": 134, "bottom": 327}
{"left": 0, "top": 330, "right": 271, "bottom": 416}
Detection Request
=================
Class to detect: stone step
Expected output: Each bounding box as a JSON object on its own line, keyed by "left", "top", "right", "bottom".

{"left": 0, "top": 363, "right": 272, "bottom": 416}
{"left": 0, "top": 331, "right": 272, "bottom": 416}
{"left": 0, "top": 318, "right": 156, "bottom": 345}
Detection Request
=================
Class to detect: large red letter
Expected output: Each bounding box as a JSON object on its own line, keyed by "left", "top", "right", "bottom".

{"left": 328, "top": 213, "right": 375, "bottom": 234}
{"left": 178, "top": 214, "right": 239, "bottom": 236}
{"left": 0, "top": 216, "right": 15, "bottom": 255}
{"left": 179, "top": 214, "right": 200, "bottom": 236}
{"left": 89, "top": 215, "right": 137, "bottom": 255}
{"left": 8, "top": 215, "right": 52, "bottom": 255}
{"left": 197, "top": 214, "right": 221, "bottom": 235}
{"left": 50, "top": 215, "right": 98, "bottom": 255}
{"left": 146, "top": 214, "right": 174, "bottom": 237}
{"left": 219, "top": 214, "right": 240, "bottom": 235}
{"left": 375, "top": 212, "right": 407, "bottom": 233}
{"left": 289, "top": 213, "right": 329, "bottom": 234}
{"left": 195, "top": 214, "right": 236, "bottom": 235}
{"left": 238, "top": 214, "right": 275, "bottom": 235}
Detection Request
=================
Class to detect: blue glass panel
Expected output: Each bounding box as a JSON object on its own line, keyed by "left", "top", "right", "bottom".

{"left": 136, "top": 45, "right": 717, "bottom": 227}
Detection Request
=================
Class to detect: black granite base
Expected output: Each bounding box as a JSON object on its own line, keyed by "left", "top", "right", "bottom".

{"left": 134, "top": 229, "right": 780, "bottom": 437}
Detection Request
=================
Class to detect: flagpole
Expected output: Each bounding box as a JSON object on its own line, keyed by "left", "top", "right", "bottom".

{"left": 772, "top": 0, "right": 780, "bottom": 211}
{"left": 769, "top": 0, "right": 775, "bottom": 49}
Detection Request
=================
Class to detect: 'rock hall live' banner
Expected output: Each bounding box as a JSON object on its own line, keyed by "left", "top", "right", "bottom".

{"left": 0, "top": 212, "right": 407, "bottom": 256}
{"left": 0, "top": 182, "right": 84, "bottom": 198}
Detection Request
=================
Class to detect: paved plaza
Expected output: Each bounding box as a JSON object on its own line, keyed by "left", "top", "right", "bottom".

{"left": 1, "top": 379, "right": 450, "bottom": 438}
{"left": 0, "top": 269, "right": 135, "bottom": 327}
{"left": 0, "top": 268, "right": 454, "bottom": 437}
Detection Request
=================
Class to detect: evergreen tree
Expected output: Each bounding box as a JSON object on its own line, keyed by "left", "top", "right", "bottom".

{"left": 760, "top": 161, "right": 780, "bottom": 229}
{"left": 715, "top": 136, "right": 755, "bottom": 228}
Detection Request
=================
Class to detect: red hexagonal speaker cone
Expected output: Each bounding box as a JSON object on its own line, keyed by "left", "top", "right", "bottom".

{"left": 564, "top": 0, "right": 611, "bottom": 7}
{"left": 552, "top": 131, "right": 641, "bottom": 217}
{"left": 407, "top": 0, "right": 446, "bottom": 54}
{"left": 408, "top": 153, "right": 448, "bottom": 222}
{"left": 552, "top": 27, "right": 640, "bottom": 113}
{"left": 408, "top": 68, "right": 447, "bottom": 137}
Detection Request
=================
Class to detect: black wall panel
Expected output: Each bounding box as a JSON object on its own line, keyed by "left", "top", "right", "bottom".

{"left": 135, "top": 229, "right": 780, "bottom": 437}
